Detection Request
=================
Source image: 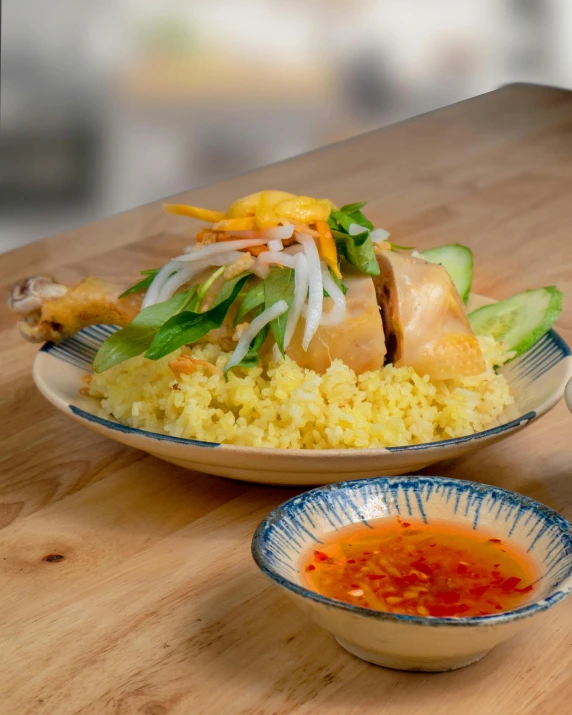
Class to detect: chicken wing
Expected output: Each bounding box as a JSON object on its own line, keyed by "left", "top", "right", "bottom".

{"left": 9, "top": 276, "right": 143, "bottom": 343}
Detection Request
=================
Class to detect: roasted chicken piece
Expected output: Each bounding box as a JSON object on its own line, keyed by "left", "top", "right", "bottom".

{"left": 286, "top": 271, "right": 387, "bottom": 375}
{"left": 8, "top": 249, "right": 484, "bottom": 382}
{"left": 373, "top": 251, "right": 485, "bottom": 380}
{"left": 8, "top": 273, "right": 241, "bottom": 350}
{"left": 9, "top": 276, "right": 143, "bottom": 343}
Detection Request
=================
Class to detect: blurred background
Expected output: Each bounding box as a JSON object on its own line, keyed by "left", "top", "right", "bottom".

{"left": 1, "top": 0, "right": 572, "bottom": 253}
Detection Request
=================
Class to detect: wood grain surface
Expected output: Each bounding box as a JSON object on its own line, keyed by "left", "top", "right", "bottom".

{"left": 1, "top": 84, "right": 572, "bottom": 715}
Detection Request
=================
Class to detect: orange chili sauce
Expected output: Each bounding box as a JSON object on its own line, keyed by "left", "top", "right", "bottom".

{"left": 302, "top": 517, "right": 538, "bottom": 617}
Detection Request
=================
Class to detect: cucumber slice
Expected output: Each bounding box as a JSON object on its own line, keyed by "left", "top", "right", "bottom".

{"left": 420, "top": 244, "right": 473, "bottom": 304}
{"left": 468, "top": 287, "right": 563, "bottom": 356}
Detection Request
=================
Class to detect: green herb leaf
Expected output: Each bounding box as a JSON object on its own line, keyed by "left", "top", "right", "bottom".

{"left": 234, "top": 281, "right": 265, "bottom": 325}
{"left": 187, "top": 287, "right": 203, "bottom": 312}
{"left": 93, "top": 288, "right": 198, "bottom": 372}
{"left": 327, "top": 215, "right": 339, "bottom": 233}
{"left": 233, "top": 309, "right": 270, "bottom": 369}
{"left": 264, "top": 266, "right": 295, "bottom": 356}
{"left": 119, "top": 269, "right": 160, "bottom": 298}
{"left": 329, "top": 208, "right": 373, "bottom": 234}
{"left": 390, "top": 243, "right": 415, "bottom": 251}
{"left": 198, "top": 266, "right": 226, "bottom": 301}
{"left": 329, "top": 210, "right": 356, "bottom": 234}
{"left": 211, "top": 272, "right": 252, "bottom": 309}
{"left": 145, "top": 275, "right": 250, "bottom": 360}
{"left": 333, "top": 230, "right": 380, "bottom": 276}
{"left": 348, "top": 209, "right": 374, "bottom": 231}
{"left": 328, "top": 204, "right": 380, "bottom": 275}
{"left": 339, "top": 201, "right": 367, "bottom": 214}
{"left": 327, "top": 267, "right": 348, "bottom": 295}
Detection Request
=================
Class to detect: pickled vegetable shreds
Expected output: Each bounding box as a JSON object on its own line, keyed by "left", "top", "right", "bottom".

{"left": 302, "top": 518, "right": 537, "bottom": 617}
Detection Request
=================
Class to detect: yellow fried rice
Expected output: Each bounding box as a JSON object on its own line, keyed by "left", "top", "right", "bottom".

{"left": 87, "top": 336, "right": 516, "bottom": 450}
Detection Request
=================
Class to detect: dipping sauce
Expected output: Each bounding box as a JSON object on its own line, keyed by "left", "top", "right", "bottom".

{"left": 302, "top": 517, "right": 537, "bottom": 617}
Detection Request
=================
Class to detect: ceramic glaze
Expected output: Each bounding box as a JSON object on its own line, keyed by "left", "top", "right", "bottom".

{"left": 252, "top": 476, "right": 572, "bottom": 671}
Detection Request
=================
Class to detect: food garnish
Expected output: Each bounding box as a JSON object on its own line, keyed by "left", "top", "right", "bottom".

{"left": 8, "top": 189, "right": 563, "bottom": 386}
{"left": 93, "top": 191, "right": 401, "bottom": 374}
{"left": 420, "top": 243, "right": 473, "bottom": 304}
{"left": 468, "top": 287, "right": 563, "bottom": 357}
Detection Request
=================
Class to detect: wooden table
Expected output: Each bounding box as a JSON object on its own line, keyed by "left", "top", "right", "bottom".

{"left": 1, "top": 84, "right": 572, "bottom": 714}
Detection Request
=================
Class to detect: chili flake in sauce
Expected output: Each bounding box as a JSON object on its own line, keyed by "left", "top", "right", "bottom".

{"left": 302, "top": 518, "right": 537, "bottom": 617}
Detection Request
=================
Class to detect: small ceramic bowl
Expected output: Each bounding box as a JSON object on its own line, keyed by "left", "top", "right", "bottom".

{"left": 252, "top": 476, "right": 572, "bottom": 672}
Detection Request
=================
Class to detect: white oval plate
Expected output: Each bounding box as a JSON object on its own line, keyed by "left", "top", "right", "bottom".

{"left": 32, "top": 296, "right": 572, "bottom": 485}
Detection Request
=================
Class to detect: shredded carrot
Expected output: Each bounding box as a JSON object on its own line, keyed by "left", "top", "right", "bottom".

{"left": 316, "top": 220, "right": 342, "bottom": 278}
{"left": 215, "top": 228, "right": 276, "bottom": 240}
{"left": 210, "top": 232, "right": 269, "bottom": 255}
{"left": 163, "top": 204, "right": 225, "bottom": 223}
{"left": 210, "top": 232, "right": 235, "bottom": 242}
{"left": 213, "top": 217, "right": 258, "bottom": 232}
{"left": 196, "top": 229, "right": 206, "bottom": 243}
{"left": 246, "top": 245, "right": 269, "bottom": 257}
{"left": 293, "top": 223, "right": 319, "bottom": 238}
{"left": 282, "top": 237, "right": 297, "bottom": 247}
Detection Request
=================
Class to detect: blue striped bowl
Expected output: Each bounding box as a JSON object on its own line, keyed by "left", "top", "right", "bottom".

{"left": 32, "top": 295, "right": 572, "bottom": 486}
{"left": 252, "top": 476, "right": 572, "bottom": 671}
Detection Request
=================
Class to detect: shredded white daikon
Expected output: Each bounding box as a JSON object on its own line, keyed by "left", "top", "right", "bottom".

{"left": 156, "top": 263, "right": 206, "bottom": 305}
{"left": 175, "top": 238, "right": 270, "bottom": 262}
{"left": 252, "top": 262, "right": 270, "bottom": 279}
{"left": 320, "top": 268, "right": 347, "bottom": 326}
{"left": 258, "top": 251, "right": 296, "bottom": 269}
{"left": 225, "top": 300, "right": 288, "bottom": 372}
{"left": 370, "top": 227, "right": 391, "bottom": 243}
{"left": 142, "top": 261, "right": 183, "bottom": 309}
{"left": 149, "top": 252, "right": 244, "bottom": 305}
{"left": 283, "top": 244, "right": 304, "bottom": 255}
{"left": 284, "top": 251, "right": 309, "bottom": 350}
{"left": 219, "top": 225, "right": 294, "bottom": 241}
{"left": 296, "top": 233, "right": 323, "bottom": 350}
{"left": 267, "top": 239, "right": 283, "bottom": 252}
{"left": 209, "top": 252, "right": 243, "bottom": 266}
{"left": 349, "top": 223, "right": 368, "bottom": 236}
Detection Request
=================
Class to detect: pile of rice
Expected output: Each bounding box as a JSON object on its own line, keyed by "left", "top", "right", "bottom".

{"left": 87, "top": 335, "right": 515, "bottom": 450}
